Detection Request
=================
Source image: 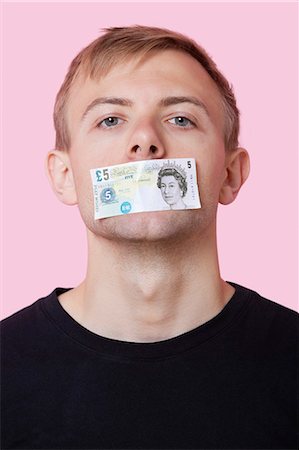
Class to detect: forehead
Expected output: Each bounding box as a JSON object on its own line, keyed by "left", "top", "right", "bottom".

{"left": 67, "top": 49, "right": 224, "bottom": 132}
{"left": 161, "top": 175, "right": 177, "bottom": 183}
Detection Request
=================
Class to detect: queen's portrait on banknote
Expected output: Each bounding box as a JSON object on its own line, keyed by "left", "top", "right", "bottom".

{"left": 157, "top": 164, "right": 187, "bottom": 210}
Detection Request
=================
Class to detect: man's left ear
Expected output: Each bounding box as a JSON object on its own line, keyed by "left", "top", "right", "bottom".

{"left": 219, "top": 147, "right": 250, "bottom": 205}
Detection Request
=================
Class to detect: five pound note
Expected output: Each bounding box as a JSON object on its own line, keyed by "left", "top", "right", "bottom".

{"left": 90, "top": 158, "right": 201, "bottom": 220}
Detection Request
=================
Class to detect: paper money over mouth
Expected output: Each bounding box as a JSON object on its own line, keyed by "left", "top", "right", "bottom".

{"left": 90, "top": 158, "right": 201, "bottom": 220}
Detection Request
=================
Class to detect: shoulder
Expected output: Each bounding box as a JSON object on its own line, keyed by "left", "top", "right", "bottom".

{"left": 2, "top": 292, "right": 49, "bottom": 332}
{"left": 230, "top": 282, "right": 298, "bottom": 346}
{"left": 230, "top": 281, "right": 297, "bottom": 319}
{"left": 1, "top": 288, "right": 70, "bottom": 350}
{"left": 1, "top": 299, "right": 42, "bottom": 348}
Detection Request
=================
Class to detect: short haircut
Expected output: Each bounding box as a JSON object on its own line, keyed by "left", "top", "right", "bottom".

{"left": 54, "top": 25, "right": 240, "bottom": 151}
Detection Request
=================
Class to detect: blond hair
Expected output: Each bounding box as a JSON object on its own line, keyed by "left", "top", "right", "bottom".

{"left": 54, "top": 25, "right": 239, "bottom": 151}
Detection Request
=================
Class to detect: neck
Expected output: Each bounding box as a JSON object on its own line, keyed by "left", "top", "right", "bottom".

{"left": 60, "top": 221, "right": 235, "bottom": 343}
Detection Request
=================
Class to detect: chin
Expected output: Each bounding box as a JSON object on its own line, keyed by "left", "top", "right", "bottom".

{"left": 92, "top": 209, "right": 200, "bottom": 243}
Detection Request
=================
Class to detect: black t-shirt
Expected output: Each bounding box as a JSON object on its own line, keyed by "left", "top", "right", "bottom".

{"left": 1, "top": 282, "right": 298, "bottom": 449}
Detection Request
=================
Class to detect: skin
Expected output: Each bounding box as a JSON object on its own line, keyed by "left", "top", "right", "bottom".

{"left": 46, "top": 49, "right": 250, "bottom": 343}
{"left": 160, "top": 175, "right": 186, "bottom": 209}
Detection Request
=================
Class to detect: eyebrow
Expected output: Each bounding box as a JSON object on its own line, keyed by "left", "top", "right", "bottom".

{"left": 81, "top": 95, "right": 210, "bottom": 122}
{"left": 81, "top": 97, "right": 133, "bottom": 121}
{"left": 159, "top": 96, "right": 210, "bottom": 118}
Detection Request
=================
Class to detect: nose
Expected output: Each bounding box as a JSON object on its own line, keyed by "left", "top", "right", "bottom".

{"left": 126, "top": 119, "right": 166, "bottom": 161}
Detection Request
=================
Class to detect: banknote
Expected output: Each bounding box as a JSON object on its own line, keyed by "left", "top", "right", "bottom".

{"left": 90, "top": 158, "right": 201, "bottom": 220}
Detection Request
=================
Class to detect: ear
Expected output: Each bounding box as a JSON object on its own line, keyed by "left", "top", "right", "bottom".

{"left": 219, "top": 147, "right": 250, "bottom": 205}
{"left": 45, "top": 150, "right": 78, "bottom": 205}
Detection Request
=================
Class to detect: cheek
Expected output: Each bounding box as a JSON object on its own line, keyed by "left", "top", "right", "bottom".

{"left": 70, "top": 137, "right": 111, "bottom": 198}
{"left": 71, "top": 132, "right": 115, "bottom": 169}
{"left": 72, "top": 173, "right": 95, "bottom": 233}
{"left": 197, "top": 143, "right": 225, "bottom": 204}
{"left": 69, "top": 153, "right": 95, "bottom": 215}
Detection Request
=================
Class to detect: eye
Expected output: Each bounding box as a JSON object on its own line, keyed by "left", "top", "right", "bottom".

{"left": 168, "top": 116, "right": 195, "bottom": 128}
{"left": 97, "top": 117, "right": 124, "bottom": 128}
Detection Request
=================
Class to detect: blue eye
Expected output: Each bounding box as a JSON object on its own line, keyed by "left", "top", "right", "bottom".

{"left": 169, "top": 116, "right": 194, "bottom": 128}
{"left": 97, "top": 117, "right": 123, "bottom": 128}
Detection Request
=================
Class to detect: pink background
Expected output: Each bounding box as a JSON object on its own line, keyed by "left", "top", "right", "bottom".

{"left": 2, "top": 2, "right": 298, "bottom": 318}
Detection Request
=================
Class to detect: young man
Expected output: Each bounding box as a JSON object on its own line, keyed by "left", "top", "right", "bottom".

{"left": 1, "top": 26, "right": 297, "bottom": 449}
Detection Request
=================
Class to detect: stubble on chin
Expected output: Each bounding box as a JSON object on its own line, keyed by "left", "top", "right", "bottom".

{"left": 85, "top": 209, "right": 215, "bottom": 244}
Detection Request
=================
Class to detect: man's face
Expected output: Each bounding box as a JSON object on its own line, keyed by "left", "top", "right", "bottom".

{"left": 160, "top": 175, "right": 182, "bottom": 206}
{"left": 65, "top": 49, "right": 228, "bottom": 242}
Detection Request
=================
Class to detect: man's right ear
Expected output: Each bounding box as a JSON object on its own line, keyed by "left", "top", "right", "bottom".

{"left": 45, "top": 150, "right": 78, "bottom": 205}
